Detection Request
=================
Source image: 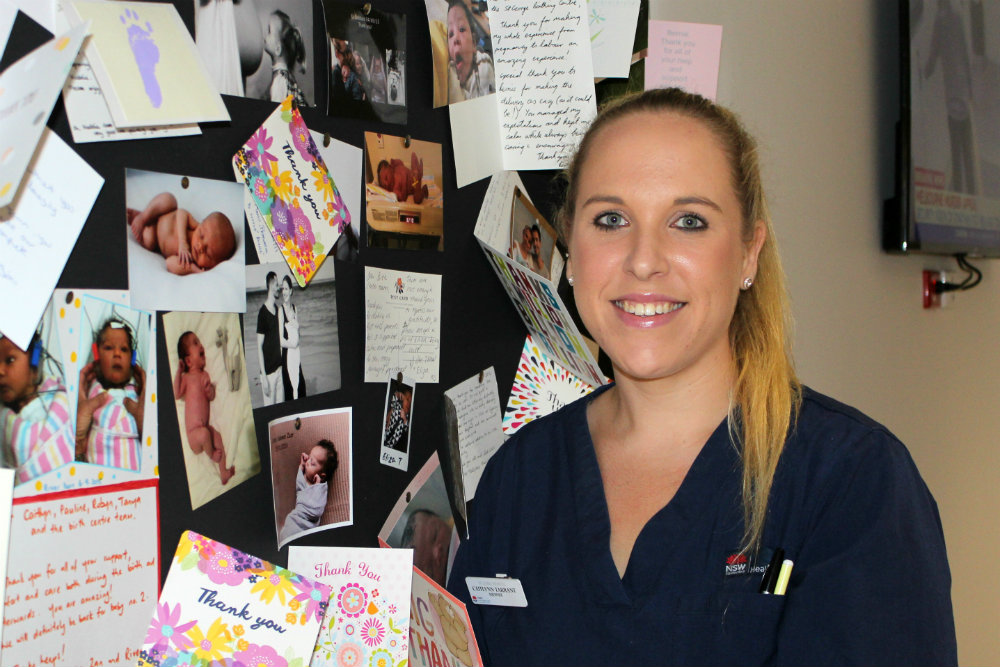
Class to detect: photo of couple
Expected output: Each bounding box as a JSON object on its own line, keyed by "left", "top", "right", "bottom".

{"left": 243, "top": 260, "right": 342, "bottom": 409}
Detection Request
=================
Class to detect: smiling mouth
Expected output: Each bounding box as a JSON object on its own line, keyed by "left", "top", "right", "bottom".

{"left": 613, "top": 300, "right": 685, "bottom": 317}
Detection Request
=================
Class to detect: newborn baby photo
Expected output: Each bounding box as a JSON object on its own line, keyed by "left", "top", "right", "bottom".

{"left": 126, "top": 168, "right": 247, "bottom": 313}
{"left": 162, "top": 311, "right": 260, "bottom": 510}
{"left": 268, "top": 407, "right": 353, "bottom": 548}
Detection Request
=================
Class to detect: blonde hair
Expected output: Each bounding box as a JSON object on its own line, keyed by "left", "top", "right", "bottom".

{"left": 555, "top": 88, "right": 801, "bottom": 551}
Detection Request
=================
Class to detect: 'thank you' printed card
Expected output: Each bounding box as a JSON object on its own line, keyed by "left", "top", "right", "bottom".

{"left": 137, "top": 531, "right": 331, "bottom": 666}
{"left": 233, "top": 96, "right": 351, "bottom": 287}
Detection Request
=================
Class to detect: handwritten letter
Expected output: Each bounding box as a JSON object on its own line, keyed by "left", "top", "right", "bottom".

{"left": 443, "top": 368, "right": 503, "bottom": 501}
{"left": 491, "top": 0, "right": 597, "bottom": 169}
{"left": 365, "top": 267, "right": 442, "bottom": 383}
{"left": 0, "top": 128, "right": 104, "bottom": 349}
{"left": 2, "top": 480, "right": 159, "bottom": 666}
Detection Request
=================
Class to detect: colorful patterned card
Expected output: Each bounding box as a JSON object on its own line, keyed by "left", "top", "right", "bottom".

{"left": 287, "top": 546, "right": 413, "bottom": 667}
{"left": 136, "top": 531, "right": 331, "bottom": 667}
{"left": 409, "top": 567, "right": 482, "bottom": 667}
{"left": 502, "top": 334, "right": 600, "bottom": 435}
{"left": 233, "top": 96, "right": 350, "bottom": 287}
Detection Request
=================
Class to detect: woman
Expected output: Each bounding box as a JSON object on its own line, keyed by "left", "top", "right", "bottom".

{"left": 279, "top": 275, "right": 306, "bottom": 401}
{"left": 447, "top": 89, "right": 957, "bottom": 665}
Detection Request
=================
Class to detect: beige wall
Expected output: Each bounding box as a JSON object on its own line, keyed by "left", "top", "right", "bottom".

{"left": 650, "top": 0, "right": 1000, "bottom": 662}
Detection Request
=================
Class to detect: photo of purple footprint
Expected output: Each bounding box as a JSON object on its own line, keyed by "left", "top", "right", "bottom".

{"left": 121, "top": 8, "right": 161, "bottom": 108}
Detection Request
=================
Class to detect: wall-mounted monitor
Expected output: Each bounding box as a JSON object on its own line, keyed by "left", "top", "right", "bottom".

{"left": 884, "top": 0, "right": 1000, "bottom": 256}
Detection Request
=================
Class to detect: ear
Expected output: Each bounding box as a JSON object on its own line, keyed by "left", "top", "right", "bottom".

{"left": 741, "top": 220, "right": 767, "bottom": 283}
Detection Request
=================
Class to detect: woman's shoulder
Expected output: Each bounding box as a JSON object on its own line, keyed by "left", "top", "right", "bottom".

{"left": 779, "top": 386, "right": 928, "bottom": 496}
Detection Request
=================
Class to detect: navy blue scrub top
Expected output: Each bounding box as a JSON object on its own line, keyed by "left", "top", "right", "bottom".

{"left": 447, "top": 386, "right": 957, "bottom": 666}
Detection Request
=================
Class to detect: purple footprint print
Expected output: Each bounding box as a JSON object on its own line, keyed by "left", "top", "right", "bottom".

{"left": 120, "top": 8, "right": 162, "bottom": 108}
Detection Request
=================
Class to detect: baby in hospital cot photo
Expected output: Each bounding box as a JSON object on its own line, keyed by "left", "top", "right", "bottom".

{"left": 128, "top": 191, "right": 237, "bottom": 275}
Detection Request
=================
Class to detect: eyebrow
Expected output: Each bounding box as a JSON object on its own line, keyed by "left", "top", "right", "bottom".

{"left": 580, "top": 194, "right": 723, "bottom": 213}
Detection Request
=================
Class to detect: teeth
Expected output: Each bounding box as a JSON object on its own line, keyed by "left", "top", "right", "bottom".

{"left": 614, "top": 300, "right": 684, "bottom": 316}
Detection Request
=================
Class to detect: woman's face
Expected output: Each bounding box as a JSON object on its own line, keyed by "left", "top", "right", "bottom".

{"left": 566, "top": 111, "right": 764, "bottom": 386}
{"left": 264, "top": 15, "right": 281, "bottom": 59}
{"left": 447, "top": 5, "right": 476, "bottom": 84}
{"left": 282, "top": 280, "right": 293, "bottom": 302}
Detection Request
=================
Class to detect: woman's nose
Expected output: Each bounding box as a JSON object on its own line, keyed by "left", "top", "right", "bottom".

{"left": 623, "top": 225, "right": 669, "bottom": 280}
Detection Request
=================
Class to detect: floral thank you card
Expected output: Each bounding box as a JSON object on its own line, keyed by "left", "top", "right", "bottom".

{"left": 287, "top": 545, "right": 413, "bottom": 667}
{"left": 233, "top": 96, "right": 350, "bottom": 287}
{"left": 136, "top": 530, "right": 331, "bottom": 666}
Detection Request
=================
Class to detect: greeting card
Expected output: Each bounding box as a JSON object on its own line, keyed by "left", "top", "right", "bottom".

{"left": 65, "top": 1, "right": 229, "bottom": 128}
{"left": 0, "top": 21, "right": 87, "bottom": 209}
{"left": 502, "top": 334, "right": 600, "bottom": 435}
{"left": 233, "top": 96, "right": 350, "bottom": 287}
{"left": 409, "top": 567, "right": 482, "bottom": 667}
{"left": 474, "top": 172, "right": 604, "bottom": 387}
{"left": 287, "top": 546, "right": 413, "bottom": 667}
{"left": 137, "top": 531, "right": 331, "bottom": 666}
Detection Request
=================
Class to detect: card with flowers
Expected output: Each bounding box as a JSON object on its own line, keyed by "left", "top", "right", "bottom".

{"left": 136, "top": 530, "right": 332, "bottom": 667}
{"left": 287, "top": 546, "right": 413, "bottom": 667}
{"left": 232, "top": 95, "right": 350, "bottom": 288}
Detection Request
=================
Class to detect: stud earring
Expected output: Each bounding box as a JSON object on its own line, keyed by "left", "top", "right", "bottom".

{"left": 567, "top": 275, "right": 575, "bottom": 287}
{"left": 742, "top": 277, "right": 754, "bottom": 290}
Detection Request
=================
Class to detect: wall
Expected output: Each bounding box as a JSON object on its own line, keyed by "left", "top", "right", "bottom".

{"left": 650, "top": 0, "right": 1000, "bottom": 661}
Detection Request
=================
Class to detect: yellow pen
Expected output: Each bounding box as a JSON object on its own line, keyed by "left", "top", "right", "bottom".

{"left": 773, "top": 559, "right": 794, "bottom": 596}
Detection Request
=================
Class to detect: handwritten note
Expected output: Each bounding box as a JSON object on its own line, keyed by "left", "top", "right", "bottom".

{"left": 0, "top": 128, "right": 104, "bottom": 350}
{"left": 0, "top": 468, "right": 14, "bottom": 634}
{"left": 443, "top": 368, "right": 503, "bottom": 502}
{"left": 365, "top": 267, "right": 442, "bottom": 383}
{"left": 490, "top": 0, "right": 597, "bottom": 169}
{"left": 2, "top": 480, "right": 159, "bottom": 666}
{"left": 646, "top": 20, "right": 723, "bottom": 100}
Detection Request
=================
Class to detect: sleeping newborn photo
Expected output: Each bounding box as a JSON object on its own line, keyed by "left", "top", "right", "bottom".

{"left": 126, "top": 168, "right": 247, "bottom": 313}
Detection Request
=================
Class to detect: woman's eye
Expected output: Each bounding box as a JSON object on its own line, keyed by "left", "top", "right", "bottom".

{"left": 673, "top": 214, "right": 706, "bottom": 230}
{"left": 594, "top": 212, "right": 627, "bottom": 230}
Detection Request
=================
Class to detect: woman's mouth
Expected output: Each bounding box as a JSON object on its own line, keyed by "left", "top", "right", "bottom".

{"left": 613, "top": 299, "right": 685, "bottom": 317}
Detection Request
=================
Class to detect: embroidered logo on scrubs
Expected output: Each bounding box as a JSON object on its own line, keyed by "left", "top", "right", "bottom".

{"left": 723, "top": 549, "right": 770, "bottom": 578}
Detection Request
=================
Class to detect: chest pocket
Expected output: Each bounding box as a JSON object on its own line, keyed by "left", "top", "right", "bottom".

{"left": 673, "top": 590, "right": 786, "bottom": 665}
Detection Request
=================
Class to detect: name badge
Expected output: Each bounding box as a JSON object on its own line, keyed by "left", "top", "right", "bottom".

{"left": 465, "top": 576, "right": 528, "bottom": 607}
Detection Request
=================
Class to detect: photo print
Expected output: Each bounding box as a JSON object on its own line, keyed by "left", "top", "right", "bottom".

{"left": 364, "top": 131, "right": 445, "bottom": 251}
{"left": 0, "top": 297, "right": 75, "bottom": 493}
{"left": 270, "top": 407, "right": 353, "bottom": 548}
{"left": 194, "top": 0, "right": 322, "bottom": 106}
{"left": 243, "top": 259, "right": 342, "bottom": 409}
{"left": 424, "top": 0, "right": 496, "bottom": 107}
{"left": 380, "top": 373, "right": 415, "bottom": 471}
{"left": 162, "top": 311, "right": 260, "bottom": 509}
{"left": 323, "top": 1, "right": 407, "bottom": 123}
{"left": 125, "top": 167, "right": 247, "bottom": 313}
{"left": 508, "top": 186, "right": 559, "bottom": 282}
{"left": 379, "top": 453, "right": 458, "bottom": 588}
{"left": 74, "top": 297, "right": 153, "bottom": 475}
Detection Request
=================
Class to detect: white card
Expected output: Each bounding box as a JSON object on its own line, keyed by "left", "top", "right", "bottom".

{"left": 465, "top": 576, "right": 528, "bottom": 607}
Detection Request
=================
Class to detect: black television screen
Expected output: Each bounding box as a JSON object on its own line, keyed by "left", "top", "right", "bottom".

{"left": 884, "top": 0, "right": 1000, "bottom": 256}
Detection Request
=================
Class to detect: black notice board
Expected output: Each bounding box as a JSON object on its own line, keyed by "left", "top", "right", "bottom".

{"left": 2, "top": 0, "right": 576, "bottom": 578}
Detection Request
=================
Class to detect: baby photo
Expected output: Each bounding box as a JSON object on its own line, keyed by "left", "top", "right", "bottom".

{"left": 269, "top": 407, "right": 353, "bottom": 548}
{"left": 243, "top": 260, "right": 342, "bottom": 409}
{"left": 162, "top": 311, "right": 260, "bottom": 510}
{"left": 364, "top": 131, "right": 444, "bottom": 251}
{"left": 323, "top": 1, "right": 407, "bottom": 123}
{"left": 509, "top": 186, "right": 559, "bottom": 282}
{"left": 0, "top": 297, "right": 75, "bottom": 493}
{"left": 126, "top": 168, "right": 246, "bottom": 313}
{"left": 423, "top": 0, "right": 496, "bottom": 107}
{"left": 74, "top": 298, "right": 154, "bottom": 475}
